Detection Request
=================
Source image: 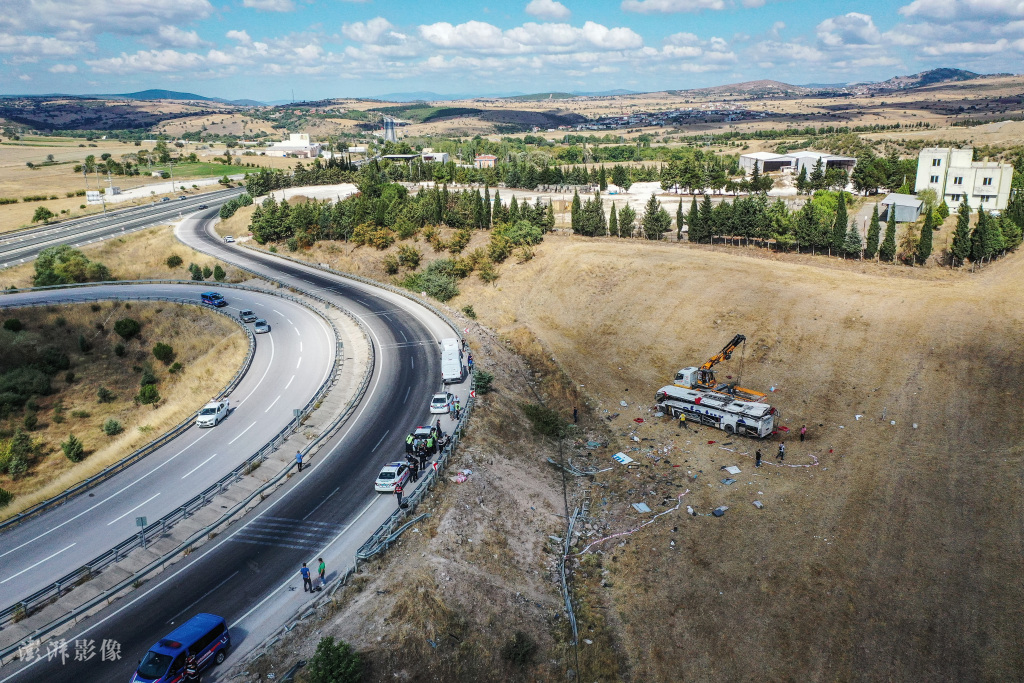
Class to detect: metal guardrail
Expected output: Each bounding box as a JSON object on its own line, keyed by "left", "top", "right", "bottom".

{"left": 0, "top": 294, "right": 256, "bottom": 534}
{"left": 0, "top": 280, "right": 347, "bottom": 632}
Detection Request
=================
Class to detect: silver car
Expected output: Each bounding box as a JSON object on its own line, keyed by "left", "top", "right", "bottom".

{"left": 253, "top": 319, "right": 270, "bottom": 334}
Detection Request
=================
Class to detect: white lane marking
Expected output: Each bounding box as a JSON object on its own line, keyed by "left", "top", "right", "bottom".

{"left": 107, "top": 493, "right": 161, "bottom": 525}
{"left": 181, "top": 451, "right": 221, "bottom": 479}
{"left": 0, "top": 429, "right": 214, "bottom": 560}
{"left": 302, "top": 487, "right": 340, "bottom": 521}
{"left": 230, "top": 497, "right": 379, "bottom": 628}
{"left": 296, "top": 356, "right": 302, "bottom": 369}
{"left": 236, "top": 329, "right": 275, "bottom": 406}
{"left": 286, "top": 318, "right": 293, "bottom": 325}
{"left": 1, "top": 543, "right": 76, "bottom": 584}
{"left": 272, "top": 309, "right": 282, "bottom": 315}
{"left": 400, "top": 330, "right": 408, "bottom": 342}
{"left": 403, "top": 386, "right": 410, "bottom": 404}
{"left": 294, "top": 326, "right": 300, "bottom": 336}
{"left": 264, "top": 395, "right": 281, "bottom": 413}
{"left": 411, "top": 357, "right": 414, "bottom": 369}
{"left": 167, "top": 571, "right": 239, "bottom": 624}
{"left": 286, "top": 375, "right": 294, "bottom": 389}
{"left": 370, "top": 429, "right": 390, "bottom": 453}
{"left": 300, "top": 342, "right": 303, "bottom": 353}
{"left": 228, "top": 421, "right": 256, "bottom": 445}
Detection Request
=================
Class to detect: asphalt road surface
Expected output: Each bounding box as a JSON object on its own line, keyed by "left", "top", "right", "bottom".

{"left": 0, "top": 283, "right": 334, "bottom": 605}
{"left": 0, "top": 209, "right": 467, "bottom": 682}
{"left": 0, "top": 188, "right": 243, "bottom": 269}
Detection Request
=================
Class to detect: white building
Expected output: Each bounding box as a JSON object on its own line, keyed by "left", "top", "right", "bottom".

{"left": 421, "top": 148, "right": 449, "bottom": 164}
{"left": 914, "top": 147, "right": 1013, "bottom": 211}
{"left": 265, "top": 133, "right": 322, "bottom": 158}
{"left": 739, "top": 150, "right": 856, "bottom": 175}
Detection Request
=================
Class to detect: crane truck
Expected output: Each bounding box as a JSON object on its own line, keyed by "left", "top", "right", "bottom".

{"left": 673, "top": 334, "right": 767, "bottom": 402}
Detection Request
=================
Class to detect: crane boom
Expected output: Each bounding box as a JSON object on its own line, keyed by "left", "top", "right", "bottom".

{"left": 673, "top": 334, "right": 767, "bottom": 402}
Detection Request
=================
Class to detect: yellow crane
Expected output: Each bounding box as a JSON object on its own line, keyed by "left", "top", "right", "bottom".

{"left": 673, "top": 334, "right": 767, "bottom": 402}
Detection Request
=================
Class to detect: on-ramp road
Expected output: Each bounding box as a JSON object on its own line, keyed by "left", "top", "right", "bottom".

{"left": 0, "top": 209, "right": 471, "bottom": 682}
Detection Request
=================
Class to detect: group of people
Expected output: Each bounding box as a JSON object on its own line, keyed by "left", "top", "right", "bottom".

{"left": 448, "top": 395, "right": 463, "bottom": 420}
{"left": 299, "top": 558, "right": 327, "bottom": 593}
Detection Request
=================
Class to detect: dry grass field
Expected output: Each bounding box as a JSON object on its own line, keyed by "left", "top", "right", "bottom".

{"left": 0, "top": 301, "right": 246, "bottom": 520}
{"left": 253, "top": 227, "right": 1024, "bottom": 681}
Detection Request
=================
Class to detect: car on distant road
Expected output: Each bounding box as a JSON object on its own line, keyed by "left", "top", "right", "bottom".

{"left": 198, "top": 203, "right": 208, "bottom": 209}
{"left": 238, "top": 309, "right": 257, "bottom": 323}
{"left": 201, "top": 291, "right": 226, "bottom": 307}
{"left": 253, "top": 319, "right": 270, "bottom": 334}
{"left": 374, "top": 461, "right": 411, "bottom": 493}
{"left": 161, "top": 197, "right": 170, "bottom": 202}
{"left": 429, "top": 392, "right": 455, "bottom": 414}
{"left": 196, "top": 399, "right": 229, "bottom": 427}
{"left": 179, "top": 195, "right": 187, "bottom": 200}
{"left": 223, "top": 235, "right": 235, "bottom": 243}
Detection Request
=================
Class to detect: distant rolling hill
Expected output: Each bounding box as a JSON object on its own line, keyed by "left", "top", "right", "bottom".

{"left": 104, "top": 89, "right": 263, "bottom": 106}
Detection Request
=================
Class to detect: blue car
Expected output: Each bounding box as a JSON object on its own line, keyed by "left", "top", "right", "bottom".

{"left": 131, "top": 613, "right": 230, "bottom": 682}
{"left": 200, "top": 291, "right": 226, "bottom": 307}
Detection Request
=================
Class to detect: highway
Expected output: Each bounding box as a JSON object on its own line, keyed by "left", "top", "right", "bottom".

{"left": 0, "top": 209, "right": 468, "bottom": 682}
{"left": 0, "top": 188, "right": 244, "bottom": 268}
{"left": 0, "top": 283, "right": 334, "bottom": 605}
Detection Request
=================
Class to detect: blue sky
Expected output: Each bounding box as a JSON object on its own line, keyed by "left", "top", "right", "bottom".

{"left": 2, "top": 0, "right": 1022, "bottom": 100}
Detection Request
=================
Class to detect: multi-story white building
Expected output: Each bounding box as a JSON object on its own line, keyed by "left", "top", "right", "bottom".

{"left": 915, "top": 147, "right": 1013, "bottom": 211}
{"left": 265, "top": 133, "right": 323, "bottom": 159}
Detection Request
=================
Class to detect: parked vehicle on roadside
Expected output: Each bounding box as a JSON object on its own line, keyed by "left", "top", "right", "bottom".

{"left": 430, "top": 392, "right": 455, "bottom": 414}
{"left": 196, "top": 399, "right": 229, "bottom": 427}
{"left": 131, "top": 613, "right": 230, "bottom": 683}
{"left": 375, "top": 462, "right": 411, "bottom": 493}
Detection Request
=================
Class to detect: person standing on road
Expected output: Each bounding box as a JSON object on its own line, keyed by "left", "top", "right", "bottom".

{"left": 395, "top": 482, "right": 404, "bottom": 507}
{"left": 317, "top": 557, "right": 326, "bottom": 589}
{"left": 455, "top": 399, "right": 461, "bottom": 420}
{"left": 409, "top": 459, "right": 419, "bottom": 482}
{"left": 755, "top": 449, "right": 762, "bottom": 467}
{"left": 295, "top": 450, "right": 304, "bottom": 473}
{"left": 573, "top": 407, "right": 578, "bottom": 424}
{"left": 300, "top": 563, "right": 312, "bottom": 593}
{"left": 777, "top": 442, "right": 786, "bottom": 462}
{"left": 449, "top": 400, "right": 456, "bottom": 418}
{"left": 435, "top": 419, "right": 444, "bottom": 438}
{"left": 800, "top": 425, "right": 807, "bottom": 442}
{"left": 418, "top": 447, "right": 429, "bottom": 470}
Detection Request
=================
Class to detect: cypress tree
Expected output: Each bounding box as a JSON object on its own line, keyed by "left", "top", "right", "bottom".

{"left": 916, "top": 209, "right": 933, "bottom": 265}
{"left": 599, "top": 165, "right": 607, "bottom": 191}
{"left": 545, "top": 203, "right": 555, "bottom": 232}
{"left": 570, "top": 190, "right": 581, "bottom": 234}
{"left": 832, "top": 193, "right": 847, "bottom": 254}
{"left": 843, "top": 219, "right": 863, "bottom": 257}
{"left": 483, "top": 185, "right": 491, "bottom": 228}
{"left": 698, "top": 193, "right": 713, "bottom": 243}
{"left": 981, "top": 208, "right": 1002, "bottom": 259}
{"left": 508, "top": 195, "right": 520, "bottom": 224}
{"left": 676, "top": 199, "right": 684, "bottom": 240}
{"left": 879, "top": 204, "right": 897, "bottom": 262}
{"left": 950, "top": 198, "right": 972, "bottom": 267}
{"left": 686, "top": 197, "right": 699, "bottom": 243}
{"left": 796, "top": 166, "right": 808, "bottom": 194}
{"left": 609, "top": 202, "right": 618, "bottom": 238}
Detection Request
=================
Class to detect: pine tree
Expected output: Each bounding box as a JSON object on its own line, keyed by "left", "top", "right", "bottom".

{"left": 599, "top": 165, "right": 607, "bottom": 191}
{"left": 508, "top": 195, "right": 520, "bottom": 224}
{"left": 618, "top": 204, "right": 636, "bottom": 238}
{"left": 676, "top": 199, "right": 684, "bottom": 240}
{"left": 950, "top": 199, "right": 972, "bottom": 267}
{"left": 864, "top": 204, "right": 880, "bottom": 259}
{"left": 970, "top": 207, "right": 988, "bottom": 263}
{"left": 832, "top": 192, "right": 848, "bottom": 254}
{"left": 981, "top": 208, "right": 1002, "bottom": 259}
{"left": 809, "top": 159, "right": 825, "bottom": 191}
{"left": 879, "top": 205, "right": 897, "bottom": 262}
{"left": 609, "top": 202, "right": 618, "bottom": 237}
{"left": 545, "top": 203, "right": 555, "bottom": 232}
{"left": 796, "top": 166, "right": 808, "bottom": 194}
{"left": 570, "top": 190, "right": 581, "bottom": 234}
{"left": 916, "top": 209, "right": 933, "bottom": 265}
{"left": 484, "top": 185, "right": 491, "bottom": 228}
{"left": 698, "top": 193, "right": 713, "bottom": 243}
{"left": 843, "top": 219, "right": 863, "bottom": 257}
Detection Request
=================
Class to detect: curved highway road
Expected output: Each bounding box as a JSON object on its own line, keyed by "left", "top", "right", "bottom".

{"left": 0, "top": 284, "right": 334, "bottom": 606}
{"left": 0, "top": 188, "right": 243, "bottom": 268}
{"left": 0, "top": 209, "right": 469, "bottom": 682}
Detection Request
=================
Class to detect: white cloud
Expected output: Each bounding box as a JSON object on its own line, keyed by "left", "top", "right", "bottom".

{"left": 899, "top": 0, "right": 1024, "bottom": 19}
{"left": 0, "top": 32, "right": 89, "bottom": 56}
{"left": 525, "top": 0, "right": 571, "bottom": 20}
{"left": 226, "top": 29, "right": 252, "bottom": 44}
{"left": 921, "top": 38, "right": 1010, "bottom": 54}
{"left": 816, "top": 13, "right": 881, "bottom": 47}
{"left": 621, "top": 0, "right": 725, "bottom": 14}
{"left": 4, "top": 0, "right": 214, "bottom": 36}
{"left": 665, "top": 31, "right": 700, "bottom": 45}
{"left": 419, "top": 19, "right": 642, "bottom": 53}
{"left": 48, "top": 63, "right": 78, "bottom": 73}
{"left": 154, "top": 25, "right": 208, "bottom": 48}
{"left": 19, "top": 73, "right": 31, "bottom": 80}
{"left": 342, "top": 17, "right": 406, "bottom": 45}
{"left": 242, "top": 0, "right": 295, "bottom": 12}
{"left": 742, "top": 0, "right": 766, "bottom": 6}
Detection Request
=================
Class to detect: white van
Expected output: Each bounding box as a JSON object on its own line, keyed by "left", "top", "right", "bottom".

{"left": 439, "top": 338, "right": 464, "bottom": 384}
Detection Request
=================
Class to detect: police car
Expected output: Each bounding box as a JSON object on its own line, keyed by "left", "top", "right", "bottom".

{"left": 374, "top": 462, "right": 411, "bottom": 493}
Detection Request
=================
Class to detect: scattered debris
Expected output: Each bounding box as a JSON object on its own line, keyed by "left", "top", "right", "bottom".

{"left": 620, "top": 401, "right": 629, "bottom": 407}
{"left": 686, "top": 505, "right": 695, "bottom": 516}
{"left": 753, "top": 500, "right": 764, "bottom": 509}
{"left": 612, "top": 452, "right": 634, "bottom": 465}
{"left": 634, "top": 418, "right": 645, "bottom": 424}
{"left": 724, "top": 466, "right": 741, "bottom": 475}
{"left": 632, "top": 502, "right": 652, "bottom": 513}
{"left": 713, "top": 506, "right": 729, "bottom": 517}
{"left": 654, "top": 411, "right": 664, "bottom": 417}
{"left": 721, "top": 478, "right": 737, "bottom": 485}
{"left": 855, "top": 414, "right": 863, "bottom": 420}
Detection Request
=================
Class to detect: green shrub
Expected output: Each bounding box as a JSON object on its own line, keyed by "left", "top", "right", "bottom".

{"left": 114, "top": 343, "right": 126, "bottom": 357}
{"left": 78, "top": 334, "right": 92, "bottom": 353}
{"left": 462, "top": 305, "right": 477, "bottom": 319}
{"left": 140, "top": 368, "right": 157, "bottom": 386}
{"left": 52, "top": 399, "right": 65, "bottom": 423}
{"left": 3, "top": 318, "right": 22, "bottom": 332}
{"left": 213, "top": 265, "right": 226, "bottom": 281}
{"left": 61, "top": 434, "right": 85, "bottom": 462}
{"left": 269, "top": 245, "right": 278, "bottom": 253}
{"left": 501, "top": 630, "right": 537, "bottom": 667}
{"left": 478, "top": 259, "right": 499, "bottom": 283}
{"left": 33, "top": 245, "right": 110, "bottom": 287}
{"left": 494, "top": 219, "right": 544, "bottom": 246}
{"left": 55, "top": 316, "right": 66, "bottom": 327}
{"left": 286, "top": 237, "right": 299, "bottom": 252}
{"left": 202, "top": 265, "right": 213, "bottom": 279}
{"left": 166, "top": 254, "right": 183, "bottom": 268}
{"left": 0, "top": 367, "right": 52, "bottom": 407}
{"left": 113, "top": 318, "right": 141, "bottom": 340}
{"left": 65, "top": 371, "right": 75, "bottom": 384}
{"left": 169, "top": 362, "right": 183, "bottom": 374}
{"left": 190, "top": 263, "right": 203, "bottom": 281}
{"left": 521, "top": 402, "right": 566, "bottom": 438}
{"left": 90, "top": 303, "right": 101, "bottom": 312}
{"left": 136, "top": 384, "right": 160, "bottom": 405}
{"left": 488, "top": 234, "right": 513, "bottom": 263}
{"left": 382, "top": 254, "right": 400, "bottom": 275}
{"left": 35, "top": 346, "right": 70, "bottom": 374}
{"left": 152, "top": 343, "right": 175, "bottom": 365}
{"left": 306, "top": 637, "right": 362, "bottom": 683}
{"left": 102, "top": 418, "right": 123, "bottom": 436}
{"left": 0, "top": 488, "right": 12, "bottom": 508}
{"left": 71, "top": 410, "right": 91, "bottom": 418}
{"left": 97, "top": 386, "right": 115, "bottom": 403}
{"left": 397, "top": 244, "right": 421, "bottom": 269}
{"left": 473, "top": 370, "right": 494, "bottom": 394}
{"left": 400, "top": 270, "right": 459, "bottom": 302}
{"left": 23, "top": 412, "right": 37, "bottom": 431}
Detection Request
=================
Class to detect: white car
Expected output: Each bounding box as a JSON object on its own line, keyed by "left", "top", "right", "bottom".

{"left": 374, "top": 462, "right": 411, "bottom": 493}
{"left": 223, "top": 235, "right": 235, "bottom": 243}
{"left": 429, "top": 392, "right": 454, "bottom": 414}
{"left": 196, "top": 399, "right": 229, "bottom": 427}
{"left": 253, "top": 319, "right": 270, "bottom": 334}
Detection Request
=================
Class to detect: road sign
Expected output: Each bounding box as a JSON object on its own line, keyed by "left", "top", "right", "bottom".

{"left": 293, "top": 409, "right": 302, "bottom": 417}
{"left": 432, "top": 462, "right": 438, "bottom": 472}
{"left": 136, "top": 516, "right": 147, "bottom": 528}
{"left": 85, "top": 190, "right": 102, "bottom": 205}
{"left": 470, "top": 390, "right": 476, "bottom": 398}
